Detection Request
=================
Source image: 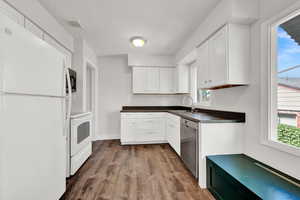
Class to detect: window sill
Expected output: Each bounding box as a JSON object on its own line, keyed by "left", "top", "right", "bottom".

{"left": 194, "top": 102, "right": 211, "bottom": 107}
{"left": 261, "top": 139, "right": 300, "bottom": 157}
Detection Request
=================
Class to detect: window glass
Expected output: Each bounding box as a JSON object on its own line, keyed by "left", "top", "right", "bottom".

{"left": 198, "top": 90, "right": 211, "bottom": 102}
{"left": 190, "top": 62, "right": 211, "bottom": 105}
{"left": 275, "top": 17, "right": 300, "bottom": 148}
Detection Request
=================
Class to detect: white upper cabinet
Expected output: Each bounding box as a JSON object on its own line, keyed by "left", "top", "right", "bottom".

{"left": 148, "top": 68, "right": 160, "bottom": 92}
{"left": 132, "top": 67, "right": 176, "bottom": 94}
{"left": 197, "top": 24, "right": 250, "bottom": 89}
{"left": 0, "top": 1, "right": 24, "bottom": 26}
{"left": 197, "top": 41, "right": 210, "bottom": 88}
{"left": 24, "top": 19, "right": 44, "bottom": 40}
{"left": 175, "top": 64, "right": 189, "bottom": 93}
{"left": 209, "top": 26, "right": 227, "bottom": 85}
{"left": 132, "top": 67, "right": 148, "bottom": 93}
{"left": 160, "top": 68, "right": 175, "bottom": 93}
{"left": 0, "top": 1, "right": 72, "bottom": 69}
{"left": 132, "top": 67, "right": 159, "bottom": 93}
{"left": 44, "top": 34, "right": 72, "bottom": 68}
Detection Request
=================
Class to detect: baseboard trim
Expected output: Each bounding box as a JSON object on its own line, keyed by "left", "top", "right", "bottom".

{"left": 121, "top": 140, "right": 168, "bottom": 145}
{"left": 93, "top": 133, "right": 120, "bottom": 141}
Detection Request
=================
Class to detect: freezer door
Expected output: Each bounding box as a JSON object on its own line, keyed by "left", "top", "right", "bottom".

{"left": 0, "top": 95, "right": 66, "bottom": 200}
{"left": 0, "top": 12, "right": 65, "bottom": 97}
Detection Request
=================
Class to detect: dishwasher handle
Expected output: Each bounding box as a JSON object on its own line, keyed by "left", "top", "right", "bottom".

{"left": 181, "top": 119, "right": 198, "bottom": 130}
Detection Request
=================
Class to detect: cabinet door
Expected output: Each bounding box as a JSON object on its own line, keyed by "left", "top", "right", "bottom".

{"left": 147, "top": 68, "right": 160, "bottom": 92}
{"left": 166, "top": 118, "right": 172, "bottom": 144}
{"left": 175, "top": 64, "right": 189, "bottom": 93}
{"left": 44, "top": 34, "right": 72, "bottom": 68}
{"left": 160, "top": 68, "right": 175, "bottom": 93}
{"left": 135, "top": 118, "right": 165, "bottom": 142}
{"left": 121, "top": 119, "right": 138, "bottom": 142}
{"left": 0, "top": 1, "right": 24, "bottom": 26}
{"left": 197, "top": 41, "right": 210, "bottom": 89}
{"left": 209, "top": 26, "right": 228, "bottom": 86}
{"left": 132, "top": 68, "right": 148, "bottom": 93}
{"left": 25, "top": 19, "right": 43, "bottom": 39}
{"left": 166, "top": 118, "right": 180, "bottom": 155}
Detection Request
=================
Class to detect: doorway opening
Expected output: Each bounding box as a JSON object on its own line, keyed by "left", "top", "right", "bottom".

{"left": 86, "top": 62, "right": 97, "bottom": 140}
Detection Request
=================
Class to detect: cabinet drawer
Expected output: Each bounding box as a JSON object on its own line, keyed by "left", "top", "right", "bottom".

{"left": 121, "top": 112, "right": 165, "bottom": 119}
{"left": 121, "top": 117, "right": 165, "bottom": 143}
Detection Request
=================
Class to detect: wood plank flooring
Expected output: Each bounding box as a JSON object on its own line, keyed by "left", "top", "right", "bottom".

{"left": 61, "top": 140, "right": 215, "bottom": 200}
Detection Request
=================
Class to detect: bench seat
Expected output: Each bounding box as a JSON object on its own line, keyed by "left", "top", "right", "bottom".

{"left": 207, "top": 154, "right": 300, "bottom": 200}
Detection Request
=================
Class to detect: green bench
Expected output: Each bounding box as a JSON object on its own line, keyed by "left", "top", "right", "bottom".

{"left": 207, "top": 154, "right": 300, "bottom": 200}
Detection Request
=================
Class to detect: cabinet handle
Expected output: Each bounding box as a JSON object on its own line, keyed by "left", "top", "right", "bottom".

{"left": 144, "top": 120, "right": 154, "bottom": 123}
{"left": 146, "top": 131, "right": 156, "bottom": 134}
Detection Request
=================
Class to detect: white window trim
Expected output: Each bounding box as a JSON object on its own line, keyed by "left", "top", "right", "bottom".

{"left": 189, "top": 61, "right": 212, "bottom": 106}
{"left": 261, "top": 3, "right": 300, "bottom": 157}
{"left": 189, "top": 62, "right": 198, "bottom": 103}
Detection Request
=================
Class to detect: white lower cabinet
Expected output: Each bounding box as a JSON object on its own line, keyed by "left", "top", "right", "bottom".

{"left": 165, "top": 114, "right": 181, "bottom": 155}
{"left": 121, "top": 112, "right": 245, "bottom": 190}
{"left": 121, "top": 112, "right": 181, "bottom": 155}
{"left": 121, "top": 113, "right": 166, "bottom": 144}
{"left": 198, "top": 123, "right": 244, "bottom": 188}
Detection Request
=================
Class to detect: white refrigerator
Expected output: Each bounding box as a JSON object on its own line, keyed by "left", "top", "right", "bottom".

{"left": 0, "top": 13, "right": 68, "bottom": 200}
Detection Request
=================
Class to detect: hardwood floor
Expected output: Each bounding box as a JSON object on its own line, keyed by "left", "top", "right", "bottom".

{"left": 61, "top": 140, "right": 215, "bottom": 200}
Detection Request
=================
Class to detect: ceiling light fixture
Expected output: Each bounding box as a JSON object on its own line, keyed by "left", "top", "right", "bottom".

{"left": 130, "top": 36, "right": 147, "bottom": 47}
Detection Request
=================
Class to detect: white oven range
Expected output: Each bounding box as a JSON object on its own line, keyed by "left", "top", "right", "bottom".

{"left": 67, "top": 112, "right": 93, "bottom": 176}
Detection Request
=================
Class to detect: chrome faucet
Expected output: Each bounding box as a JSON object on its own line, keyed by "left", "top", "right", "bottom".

{"left": 182, "top": 96, "right": 196, "bottom": 112}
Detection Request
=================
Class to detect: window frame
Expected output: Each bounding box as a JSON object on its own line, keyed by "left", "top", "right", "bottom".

{"left": 189, "top": 62, "right": 198, "bottom": 103}
{"left": 261, "top": 6, "right": 300, "bottom": 156}
{"left": 189, "top": 61, "right": 211, "bottom": 105}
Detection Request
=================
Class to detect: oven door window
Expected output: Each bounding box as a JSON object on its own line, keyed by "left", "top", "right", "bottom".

{"left": 77, "top": 121, "right": 90, "bottom": 144}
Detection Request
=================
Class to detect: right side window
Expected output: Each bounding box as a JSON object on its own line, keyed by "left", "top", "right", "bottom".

{"left": 198, "top": 89, "right": 211, "bottom": 104}
{"left": 271, "top": 14, "right": 300, "bottom": 148}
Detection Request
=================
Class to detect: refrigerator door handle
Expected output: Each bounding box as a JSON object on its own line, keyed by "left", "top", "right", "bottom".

{"left": 0, "top": 55, "right": 4, "bottom": 110}
{"left": 65, "top": 67, "right": 72, "bottom": 136}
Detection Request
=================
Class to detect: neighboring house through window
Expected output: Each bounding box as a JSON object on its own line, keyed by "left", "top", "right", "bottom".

{"left": 269, "top": 11, "right": 300, "bottom": 149}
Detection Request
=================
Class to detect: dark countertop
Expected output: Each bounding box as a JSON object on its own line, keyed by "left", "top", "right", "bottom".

{"left": 121, "top": 106, "right": 245, "bottom": 123}
{"left": 207, "top": 154, "right": 300, "bottom": 200}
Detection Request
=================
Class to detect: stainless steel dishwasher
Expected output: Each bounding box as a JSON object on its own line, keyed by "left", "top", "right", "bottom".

{"left": 180, "top": 118, "right": 199, "bottom": 179}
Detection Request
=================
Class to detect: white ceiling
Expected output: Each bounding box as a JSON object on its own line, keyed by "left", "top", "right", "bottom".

{"left": 38, "top": 0, "right": 220, "bottom": 56}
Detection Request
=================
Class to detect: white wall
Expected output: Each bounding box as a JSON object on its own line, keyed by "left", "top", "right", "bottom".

{"left": 247, "top": 0, "right": 300, "bottom": 180}
{"left": 72, "top": 38, "right": 99, "bottom": 139}
{"left": 72, "top": 38, "right": 98, "bottom": 113}
{"left": 178, "top": 0, "right": 300, "bottom": 180}
{"left": 5, "top": 0, "right": 73, "bottom": 51}
{"left": 128, "top": 54, "right": 175, "bottom": 67}
{"left": 97, "top": 55, "right": 182, "bottom": 140}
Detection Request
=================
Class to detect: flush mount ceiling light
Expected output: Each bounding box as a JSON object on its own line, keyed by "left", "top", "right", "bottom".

{"left": 130, "top": 36, "right": 147, "bottom": 47}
